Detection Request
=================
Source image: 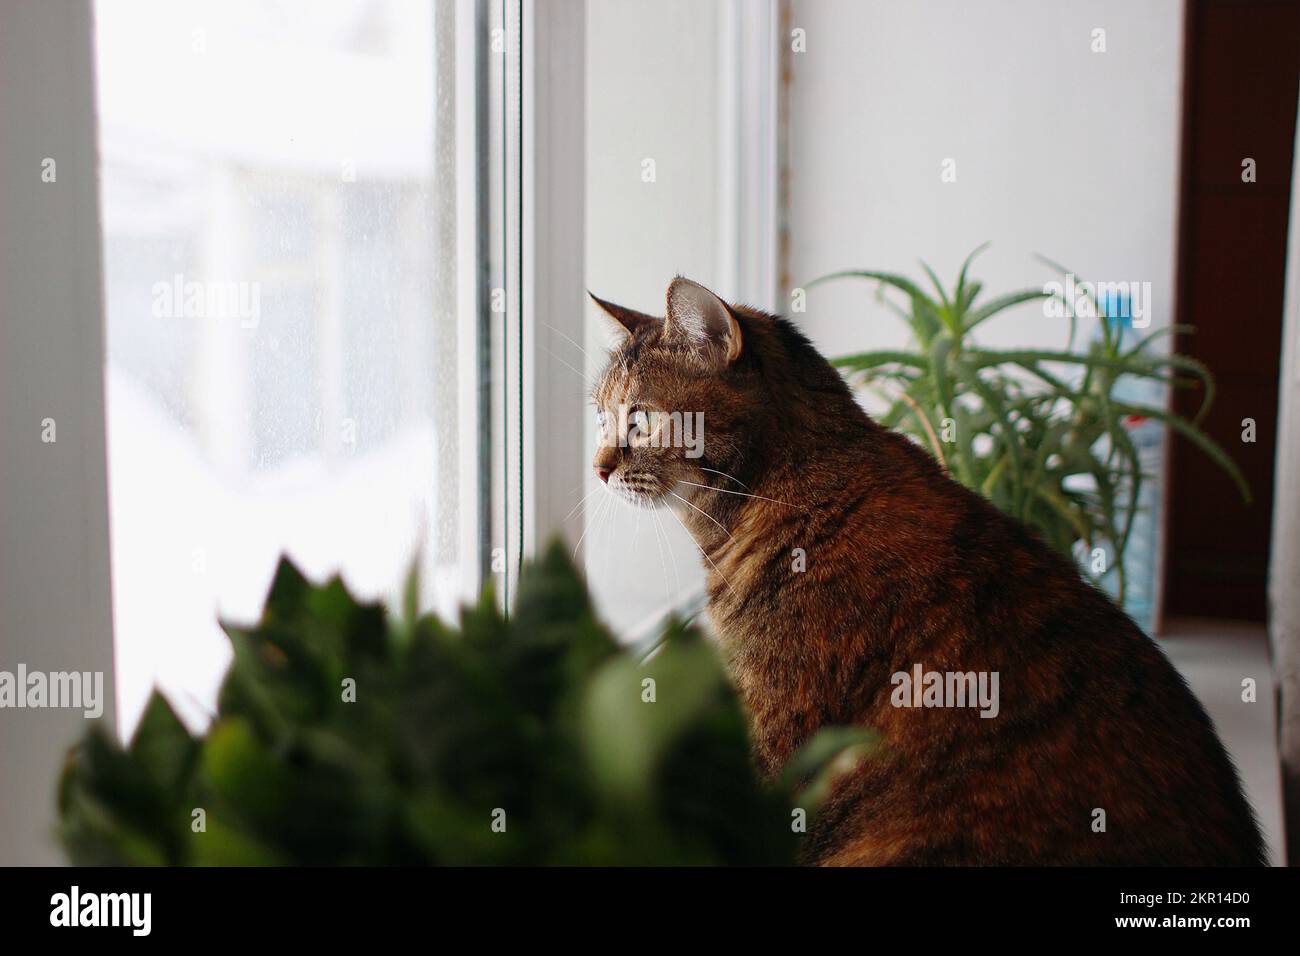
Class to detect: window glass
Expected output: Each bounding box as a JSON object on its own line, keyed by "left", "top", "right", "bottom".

{"left": 95, "top": 0, "right": 465, "bottom": 734}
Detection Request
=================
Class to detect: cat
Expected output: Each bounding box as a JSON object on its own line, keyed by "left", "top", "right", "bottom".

{"left": 589, "top": 276, "right": 1265, "bottom": 866}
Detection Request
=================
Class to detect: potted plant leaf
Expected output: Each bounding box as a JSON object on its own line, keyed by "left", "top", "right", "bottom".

{"left": 812, "top": 244, "right": 1248, "bottom": 618}
{"left": 57, "top": 543, "right": 867, "bottom": 866}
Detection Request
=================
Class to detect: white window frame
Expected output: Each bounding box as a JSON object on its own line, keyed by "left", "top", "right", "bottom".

{"left": 518, "top": 0, "right": 587, "bottom": 566}
{"left": 0, "top": 1, "right": 116, "bottom": 864}
{"left": 456, "top": 0, "right": 494, "bottom": 602}
{"left": 718, "top": 0, "right": 783, "bottom": 313}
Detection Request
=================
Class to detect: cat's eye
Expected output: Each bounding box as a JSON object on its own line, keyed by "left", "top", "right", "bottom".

{"left": 628, "top": 408, "right": 651, "bottom": 443}
{"left": 595, "top": 408, "right": 606, "bottom": 430}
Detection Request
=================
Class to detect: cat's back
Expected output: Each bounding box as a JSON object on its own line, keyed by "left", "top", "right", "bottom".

{"left": 778, "top": 430, "right": 1264, "bottom": 866}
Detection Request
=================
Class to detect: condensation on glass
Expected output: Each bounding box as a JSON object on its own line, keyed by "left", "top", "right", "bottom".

{"left": 95, "top": 0, "right": 462, "bottom": 735}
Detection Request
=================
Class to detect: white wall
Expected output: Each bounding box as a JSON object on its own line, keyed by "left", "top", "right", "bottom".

{"left": 0, "top": 0, "right": 117, "bottom": 865}
{"left": 787, "top": 0, "right": 1185, "bottom": 358}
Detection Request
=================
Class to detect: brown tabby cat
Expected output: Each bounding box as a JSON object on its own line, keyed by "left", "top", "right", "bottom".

{"left": 589, "top": 277, "right": 1265, "bottom": 866}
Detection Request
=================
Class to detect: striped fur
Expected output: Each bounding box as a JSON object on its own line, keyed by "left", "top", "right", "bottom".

{"left": 591, "top": 280, "right": 1264, "bottom": 866}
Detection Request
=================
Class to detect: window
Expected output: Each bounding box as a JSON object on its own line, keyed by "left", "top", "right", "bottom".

{"left": 95, "top": 0, "right": 492, "bottom": 734}
{"left": 95, "top": 0, "right": 769, "bottom": 737}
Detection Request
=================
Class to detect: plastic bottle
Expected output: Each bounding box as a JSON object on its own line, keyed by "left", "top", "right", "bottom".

{"left": 1094, "top": 290, "right": 1164, "bottom": 634}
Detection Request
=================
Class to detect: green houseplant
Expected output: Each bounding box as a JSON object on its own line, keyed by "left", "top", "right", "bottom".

{"left": 812, "top": 245, "right": 1249, "bottom": 602}
{"left": 58, "top": 543, "right": 868, "bottom": 866}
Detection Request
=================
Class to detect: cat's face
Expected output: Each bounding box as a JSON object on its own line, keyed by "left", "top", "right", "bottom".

{"left": 590, "top": 278, "right": 751, "bottom": 508}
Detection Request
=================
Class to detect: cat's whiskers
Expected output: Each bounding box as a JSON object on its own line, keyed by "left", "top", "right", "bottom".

{"left": 698, "top": 466, "right": 750, "bottom": 489}
{"left": 651, "top": 506, "right": 681, "bottom": 595}
{"left": 572, "top": 488, "right": 614, "bottom": 561}
{"left": 564, "top": 482, "right": 602, "bottom": 524}
{"left": 540, "top": 344, "right": 596, "bottom": 390}
{"left": 542, "top": 321, "right": 591, "bottom": 361}
{"left": 677, "top": 479, "right": 804, "bottom": 510}
{"left": 602, "top": 484, "right": 622, "bottom": 553}
{"left": 669, "top": 490, "right": 733, "bottom": 542}
{"left": 665, "top": 503, "right": 734, "bottom": 595}
{"left": 637, "top": 497, "right": 671, "bottom": 605}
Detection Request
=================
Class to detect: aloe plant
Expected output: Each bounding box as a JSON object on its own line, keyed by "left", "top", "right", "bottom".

{"left": 813, "top": 244, "right": 1248, "bottom": 603}
{"left": 57, "top": 542, "right": 868, "bottom": 866}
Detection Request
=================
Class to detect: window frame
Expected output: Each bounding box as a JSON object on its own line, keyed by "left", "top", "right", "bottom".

{"left": 0, "top": 0, "right": 117, "bottom": 863}
{"left": 517, "top": 0, "right": 587, "bottom": 569}
{"left": 456, "top": 0, "right": 495, "bottom": 602}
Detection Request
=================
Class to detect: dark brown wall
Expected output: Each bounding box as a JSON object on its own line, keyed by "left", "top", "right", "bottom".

{"left": 1164, "top": 0, "right": 1300, "bottom": 622}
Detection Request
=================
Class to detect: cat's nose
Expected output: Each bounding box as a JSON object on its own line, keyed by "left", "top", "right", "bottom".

{"left": 593, "top": 448, "right": 618, "bottom": 483}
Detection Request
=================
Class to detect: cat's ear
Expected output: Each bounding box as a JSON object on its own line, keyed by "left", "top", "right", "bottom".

{"left": 588, "top": 290, "right": 660, "bottom": 339}
{"left": 664, "top": 277, "right": 743, "bottom": 365}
